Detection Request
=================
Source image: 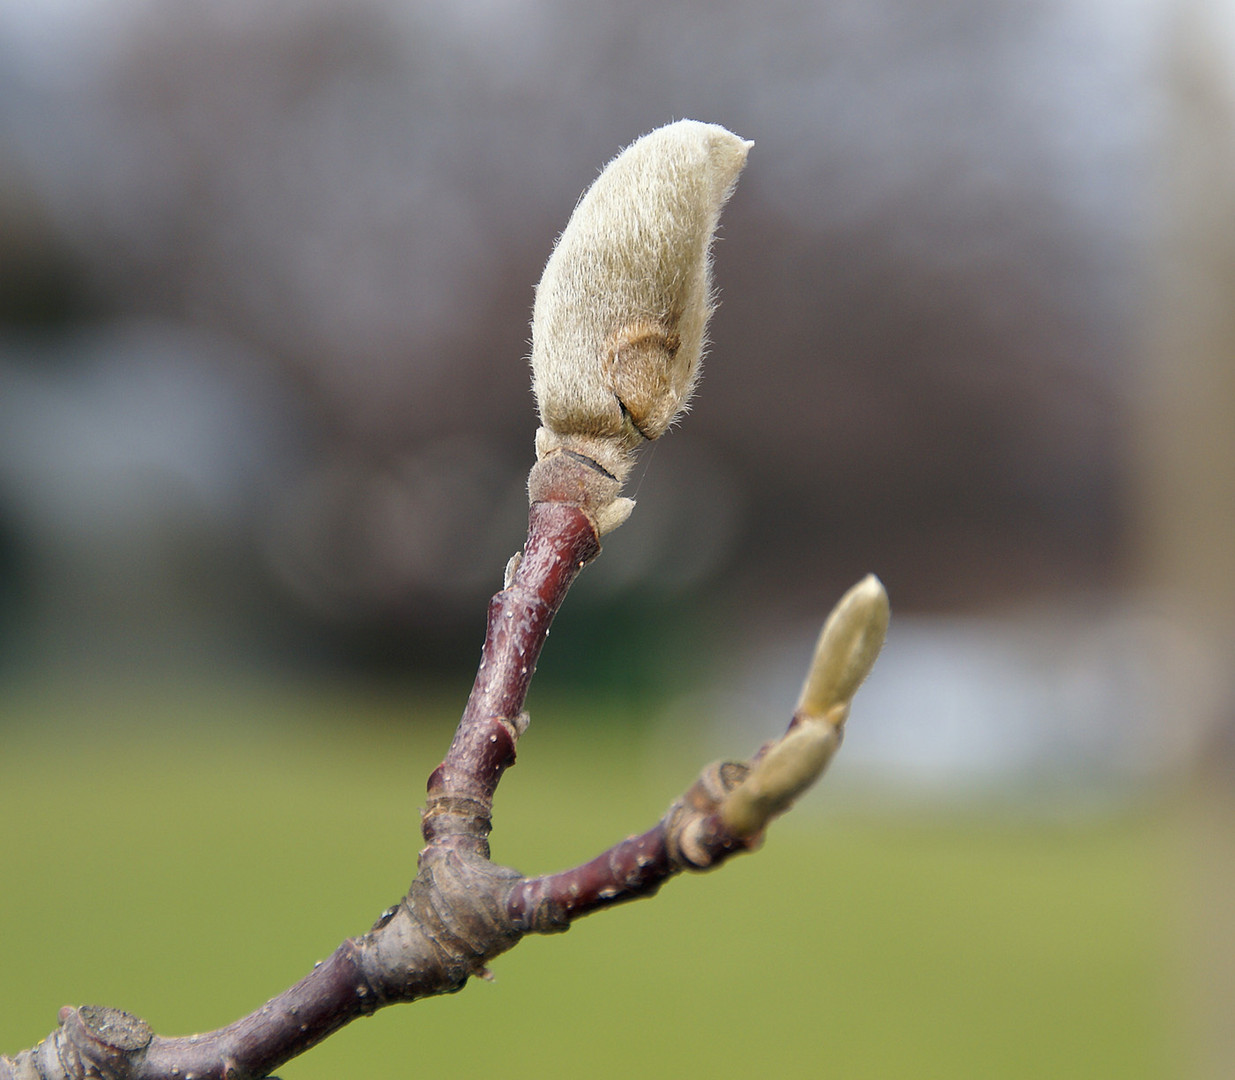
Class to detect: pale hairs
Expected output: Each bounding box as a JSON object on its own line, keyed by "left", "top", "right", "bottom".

{"left": 529, "top": 120, "right": 751, "bottom": 534}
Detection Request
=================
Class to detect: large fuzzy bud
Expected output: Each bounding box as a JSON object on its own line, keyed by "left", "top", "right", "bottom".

{"left": 529, "top": 120, "right": 750, "bottom": 532}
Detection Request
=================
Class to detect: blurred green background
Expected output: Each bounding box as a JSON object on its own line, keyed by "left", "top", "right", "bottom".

{"left": 1, "top": 682, "right": 1179, "bottom": 1079}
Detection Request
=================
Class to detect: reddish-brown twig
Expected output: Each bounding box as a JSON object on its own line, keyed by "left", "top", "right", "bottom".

{"left": 2, "top": 120, "right": 888, "bottom": 1080}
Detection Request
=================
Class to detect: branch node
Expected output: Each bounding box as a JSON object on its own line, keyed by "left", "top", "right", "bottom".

{"left": 665, "top": 762, "right": 752, "bottom": 870}
{"left": 408, "top": 850, "right": 525, "bottom": 989}
{"left": 7, "top": 1006, "right": 156, "bottom": 1080}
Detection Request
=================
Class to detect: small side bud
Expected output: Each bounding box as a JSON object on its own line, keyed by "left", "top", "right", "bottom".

{"left": 530, "top": 120, "right": 751, "bottom": 516}
{"left": 719, "top": 723, "right": 841, "bottom": 837}
{"left": 796, "top": 574, "right": 890, "bottom": 720}
{"left": 719, "top": 575, "right": 889, "bottom": 838}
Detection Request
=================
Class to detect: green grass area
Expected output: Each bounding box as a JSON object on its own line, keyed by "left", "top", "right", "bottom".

{"left": 1, "top": 682, "right": 1175, "bottom": 1078}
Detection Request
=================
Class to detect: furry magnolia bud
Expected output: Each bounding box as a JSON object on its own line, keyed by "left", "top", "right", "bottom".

{"left": 530, "top": 120, "right": 751, "bottom": 493}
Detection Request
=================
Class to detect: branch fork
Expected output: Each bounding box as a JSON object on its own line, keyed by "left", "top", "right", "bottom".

{"left": 2, "top": 121, "right": 889, "bottom": 1080}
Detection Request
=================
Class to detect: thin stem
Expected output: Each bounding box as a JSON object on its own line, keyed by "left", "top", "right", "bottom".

{"left": 508, "top": 764, "right": 758, "bottom": 931}
{"left": 422, "top": 500, "right": 600, "bottom": 857}
{"left": 508, "top": 824, "right": 674, "bottom": 930}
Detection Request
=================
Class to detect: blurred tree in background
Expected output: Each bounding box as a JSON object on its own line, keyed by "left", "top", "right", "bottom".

{"left": 0, "top": 0, "right": 1156, "bottom": 682}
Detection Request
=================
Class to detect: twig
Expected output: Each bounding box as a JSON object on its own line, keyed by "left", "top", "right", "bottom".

{"left": 1, "top": 120, "right": 889, "bottom": 1080}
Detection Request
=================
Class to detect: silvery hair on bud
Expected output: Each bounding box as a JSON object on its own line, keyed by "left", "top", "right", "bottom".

{"left": 530, "top": 120, "right": 751, "bottom": 484}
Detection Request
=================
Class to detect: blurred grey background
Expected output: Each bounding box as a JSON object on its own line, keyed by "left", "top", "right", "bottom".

{"left": 0, "top": 0, "right": 1232, "bottom": 784}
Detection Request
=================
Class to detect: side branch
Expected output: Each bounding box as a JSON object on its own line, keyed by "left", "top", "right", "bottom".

{"left": 508, "top": 576, "right": 890, "bottom": 932}
{"left": 507, "top": 761, "right": 756, "bottom": 932}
